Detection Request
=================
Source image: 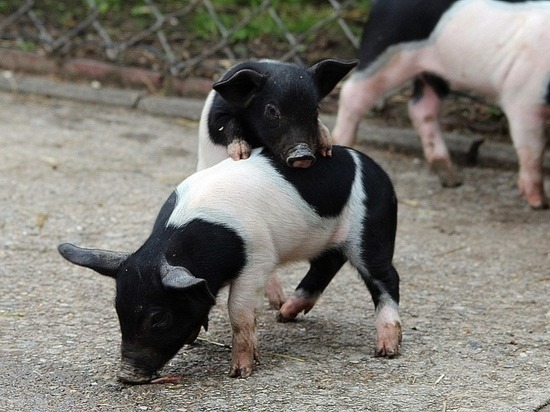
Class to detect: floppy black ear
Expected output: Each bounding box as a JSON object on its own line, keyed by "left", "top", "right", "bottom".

{"left": 160, "top": 264, "right": 216, "bottom": 305}
{"left": 58, "top": 243, "right": 129, "bottom": 278}
{"left": 309, "top": 58, "right": 358, "bottom": 99}
{"left": 213, "top": 68, "right": 267, "bottom": 108}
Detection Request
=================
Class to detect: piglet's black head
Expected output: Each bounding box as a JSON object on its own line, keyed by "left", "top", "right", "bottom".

{"left": 213, "top": 58, "right": 357, "bottom": 109}
{"left": 57, "top": 243, "right": 215, "bottom": 384}
{"left": 212, "top": 59, "right": 357, "bottom": 167}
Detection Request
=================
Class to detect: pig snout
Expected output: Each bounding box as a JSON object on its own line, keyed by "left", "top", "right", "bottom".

{"left": 286, "top": 143, "right": 316, "bottom": 168}
{"left": 118, "top": 346, "right": 164, "bottom": 384}
{"left": 118, "top": 358, "right": 155, "bottom": 384}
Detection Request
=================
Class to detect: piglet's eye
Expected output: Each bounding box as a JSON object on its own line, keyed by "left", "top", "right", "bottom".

{"left": 150, "top": 311, "right": 172, "bottom": 329}
{"left": 264, "top": 104, "right": 281, "bottom": 121}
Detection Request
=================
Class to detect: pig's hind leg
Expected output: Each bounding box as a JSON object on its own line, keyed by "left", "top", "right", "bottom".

{"left": 351, "top": 218, "right": 401, "bottom": 357}
{"left": 357, "top": 262, "right": 402, "bottom": 358}
{"left": 500, "top": 99, "right": 549, "bottom": 209}
{"left": 265, "top": 270, "right": 286, "bottom": 309}
{"left": 408, "top": 74, "right": 462, "bottom": 188}
{"left": 277, "top": 250, "right": 346, "bottom": 322}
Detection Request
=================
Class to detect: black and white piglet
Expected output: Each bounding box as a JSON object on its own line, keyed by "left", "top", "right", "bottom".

{"left": 197, "top": 58, "right": 357, "bottom": 170}
{"left": 58, "top": 146, "right": 401, "bottom": 383}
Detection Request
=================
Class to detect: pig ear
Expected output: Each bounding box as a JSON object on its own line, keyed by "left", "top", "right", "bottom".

{"left": 213, "top": 68, "right": 267, "bottom": 108}
{"left": 309, "top": 59, "right": 358, "bottom": 99}
{"left": 57, "top": 243, "right": 128, "bottom": 278}
{"left": 161, "top": 264, "right": 216, "bottom": 305}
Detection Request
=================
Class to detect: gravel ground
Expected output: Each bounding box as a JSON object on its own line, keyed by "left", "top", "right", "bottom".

{"left": 0, "top": 91, "right": 548, "bottom": 412}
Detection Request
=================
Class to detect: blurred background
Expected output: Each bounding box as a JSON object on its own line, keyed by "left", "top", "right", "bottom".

{"left": 0, "top": 0, "right": 510, "bottom": 137}
{"left": 0, "top": 0, "right": 368, "bottom": 80}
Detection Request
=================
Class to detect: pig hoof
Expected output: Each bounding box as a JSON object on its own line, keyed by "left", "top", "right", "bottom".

{"left": 375, "top": 321, "right": 402, "bottom": 358}
{"left": 320, "top": 147, "right": 333, "bottom": 157}
{"left": 375, "top": 347, "right": 399, "bottom": 358}
{"left": 227, "top": 139, "right": 251, "bottom": 160}
{"left": 276, "top": 312, "right": 296, "bottom": 323}
{"left": 524, "top": 192, "right": 549, "bottom": 210}
{"left": 229, "top": 365, "right": 253, "bottom": 378}
{"left": 229, "top": 368, "right": 251, "bottom": 379}
{"left": 518, "top": 179, "right": 548, "bottom": 209}
{"left": 277, "top": 294, "right": 316, "bottom": 322}
{"left": 317, "top": 118, "right": 333, "bottom": 157}
{"left": 430, "top": 159, "right": 462, "bottom": 188}
{"left": 531, "top": 202, "right": 549, "bottom": 210}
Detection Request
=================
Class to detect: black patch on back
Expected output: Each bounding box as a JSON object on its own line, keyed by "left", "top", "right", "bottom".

{"left": 546, "top": 80, "right": 550, "bottom": 105}
{"left": 262, "top": 146, "right": 356, "bottom": 218}
{"left": 163, "top": 219, "right": 247, "bottom": 294}
{"left": 130, "top": 193, "right": 247, "bottom": 296}
{"left": 358, "top": 0, "right": 459, "bottom": 69}
{"left": 151, "top": 191, "right": 177, "bottom": 232}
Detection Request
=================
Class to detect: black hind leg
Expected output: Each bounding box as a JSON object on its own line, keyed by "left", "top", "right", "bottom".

{"left": 277, "top": 249, "right": 346, "bottom": 322}
{"left": 358, "top": 262, "right": 402, "bottom": 357}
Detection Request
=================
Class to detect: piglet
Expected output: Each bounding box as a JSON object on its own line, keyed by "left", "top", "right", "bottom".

{"left": 333, "top": 0, "right": 550, "bottom": 209}
{"left": 197, "top": 58, "right": 357, "bottom": 170}
{"left": 58, "top": 145, "right": 401, "bottom": 383}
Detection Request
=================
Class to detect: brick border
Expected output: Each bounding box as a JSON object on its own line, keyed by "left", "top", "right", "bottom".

{"left": 1, "top": 48, "right": 548, "bottom": 173}
{"left": 0, "top": 48, "right": 213, "bottom": 98}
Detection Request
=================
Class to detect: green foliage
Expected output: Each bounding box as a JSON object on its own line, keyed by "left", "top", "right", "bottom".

{"left": 0, "top": 0, "right": 372, "bottom": 45}
{"left": 189, "top": 0, "right": 370, "bottom": 43}
{"left": 91, "top": 0, "right": 123, "bottom": 14}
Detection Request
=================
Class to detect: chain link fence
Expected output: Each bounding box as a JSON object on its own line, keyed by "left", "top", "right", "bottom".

{"left": 0, "top": 0, "right": 368, "bottom": 80}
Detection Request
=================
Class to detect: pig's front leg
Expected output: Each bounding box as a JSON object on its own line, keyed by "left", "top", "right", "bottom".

{"left": 227, "top": 138, "right": 252, "bottom": 161}
{"left": 222, "top": 118, "right": 252, "bottom": 161}
{"left": 317, "top": 118, "right": 333, "bottom": 157}
{"left": 227, "top": 275, "right": 264, "bottom": 378}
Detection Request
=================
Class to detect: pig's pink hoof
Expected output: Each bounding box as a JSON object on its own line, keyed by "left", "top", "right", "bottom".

{"left": 528, "top": 196, "right": 550, "bottom": 210}
{"left": 319, "top": 146, "right": 332, "bottom": 158}
{"left": 277, "top": 294, "right": 316, "bottom": 322}
{"left": 227, "top": 139, "right": 251, "bottom": 160}
{"left": 317, "top": 118, "right": 333, "bottom": 157}
{"left": 520, "top": 183, "right": 549, "bottom": 210}
{"left": 229, "top": 365, "right": 253, "bottom": 379}
{"left": 520, "top": 184, "right": 548, "bottom": 210}
{"left": 431, "top": 159, "right": 462, "bottom": 188}
{"left": 375, "top": 321, "right": 402, "bottom": 358}
{"left": 229, "top": 350, "right": 259, "bottom": 378}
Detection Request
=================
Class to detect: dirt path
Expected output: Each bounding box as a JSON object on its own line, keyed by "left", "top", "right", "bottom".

{"left": 0, "top": 92, "right": 548, "bottom": 411}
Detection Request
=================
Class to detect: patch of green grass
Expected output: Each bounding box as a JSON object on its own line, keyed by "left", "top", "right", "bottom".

{"left": 189, "top": 0, "right": 371, "bottom": 42}
{"left": 1, "top": 0, "right": 372, "bottom": 45}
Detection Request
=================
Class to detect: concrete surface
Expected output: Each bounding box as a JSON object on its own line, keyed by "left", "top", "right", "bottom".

{"left": 0, "top": 87, "right": 549, "bottom": 411}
